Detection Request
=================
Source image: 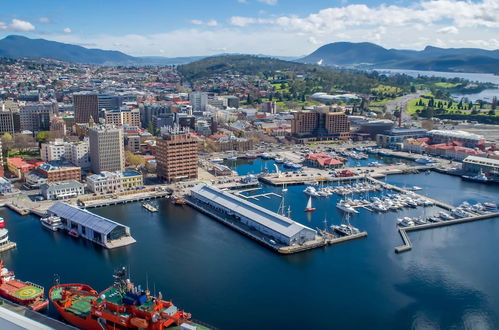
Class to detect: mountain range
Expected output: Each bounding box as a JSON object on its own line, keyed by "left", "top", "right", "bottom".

{"left": 1, "top": 35, "right": 498, "bottom": 74}
{"left": 298, "top": 42, "right": 499, "bottom": 74}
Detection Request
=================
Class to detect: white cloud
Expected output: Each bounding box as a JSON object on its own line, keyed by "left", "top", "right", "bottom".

{"left": 257, "top": 0, "right": 278, "bottom": 5}
{"left": 189, "top": 19, "right": 218, "bottom": 26}
{"left": 230, "top": 16, "right": 270, "bottom": 27}
{"left": 438, "top": 26, "right": 459, "bottom": 34}
{"left": 38, "top": 17, "right": 51, "bottom": 24}
{"left": 63, "top": 27, "right": 72, "bottom": 33}
{"left": 2, "top": 19, "right": 36, "bottom": 32}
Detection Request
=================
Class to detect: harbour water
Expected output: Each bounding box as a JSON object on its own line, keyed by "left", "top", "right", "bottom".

{"left": 376, "top": 68, "right": 499, "bottom": 102}
{"left": 1, "top": 170, "right": 498, "bottom": 329}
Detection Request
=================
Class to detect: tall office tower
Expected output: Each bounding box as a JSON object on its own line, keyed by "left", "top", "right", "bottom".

{"left": 189, "top": 92, "right": 208, "bottom": 112}
{"left": 89, "top": 126, "right": 125, "bottom": 173}
{"left": 98, "top": 94, "right": 122, "bottom": 111}
{"left": 156, "top": 128, "right": 198, "bottom": 183}
{"left": 74, "top": 93, "right": 99, "bottom": 123}
{"left": 19, "top": 102, "right": 57, "bottom": 132}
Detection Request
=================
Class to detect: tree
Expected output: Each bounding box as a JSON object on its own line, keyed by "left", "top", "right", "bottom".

{"left": 1, "top": 133, "right": 13, "bottom": 152}
{"left": 13, "top": 134, "right": 35, "bottom": 153}
{"left": 35, "top": 131, "right": 50, "bottom": 143}
{"left": 492, "top": 97, "right": 497, "bottom": 111}
{"left": 125, "top": 151, "right": 145, "bottom": 167}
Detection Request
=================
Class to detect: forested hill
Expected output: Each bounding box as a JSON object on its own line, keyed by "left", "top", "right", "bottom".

{"left": 177, "top": 55, "right": 414, "bottom": 94}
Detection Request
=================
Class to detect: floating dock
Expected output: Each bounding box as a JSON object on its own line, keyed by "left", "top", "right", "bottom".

{"left": 395, "top": 211, "right": 499, "bottom": 253}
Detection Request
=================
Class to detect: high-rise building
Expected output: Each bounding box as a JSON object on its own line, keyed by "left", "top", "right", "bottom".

{"left": 74, "top": 93, "right": 99, "bottom": 123}
{"left": 291, "top": 110, "right": 351, "bottom": 140}
{"left": 104, "top": 108, "right": 141, "bottom": 127}
{"left": 156, "top": 129, "right": 198, "bottom": 183}
{"left": 89, "top": 126, "right": 125, "bottom": 173}
{"left": 0, "top": 110, "right": 20, "bottom": 134}
{"left": 189, "top": 92, "right": 208, "bottom": 112}
{"left": 19, "top": 102, "right": 57, "bottom": 132}
{"left": 98, "top": 94, "right": 122, "bottom": 111}
{"left": 260, "top": 101, "right": 277, "bottom": 114}
{"left": 40, "top": 138, "right": 91, "bottom": 169}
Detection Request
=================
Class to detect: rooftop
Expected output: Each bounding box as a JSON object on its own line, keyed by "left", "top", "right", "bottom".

{"left": 191, "top": 185, "right": 315, "bottom": 238}
{"left": 428, "top": 129, "right": 484, "bottom": 141}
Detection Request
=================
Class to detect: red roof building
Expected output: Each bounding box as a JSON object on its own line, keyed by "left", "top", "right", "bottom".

{"left": 305, "top": 153, "right": 343, "bottom": 168}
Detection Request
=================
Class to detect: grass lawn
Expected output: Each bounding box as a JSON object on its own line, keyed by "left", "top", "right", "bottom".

{"left": 434, "top": 82, "right": 461, "bottom": 88}
{"left": 6, "top": 148, "right": 40, "bottom": 159}
{"left": 371, "top": 84, "right": 403, "bottom": 95}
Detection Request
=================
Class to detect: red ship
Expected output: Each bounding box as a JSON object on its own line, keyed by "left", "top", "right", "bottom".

{"left": 49, "top": 267, "right": 212, "bottom": 330}
{"left": 0, "top": 260, "right": 49, "bottom": 311}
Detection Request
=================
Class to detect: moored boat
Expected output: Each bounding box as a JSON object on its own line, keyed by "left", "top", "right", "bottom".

{"left": 0, "top": 260, "right": 49, "bottom": 311}
{"left": 49, "top": 267, "right": 211, "bottom": 330}
{"left": 40, "top": 215, "right": 64, "bottom": 231}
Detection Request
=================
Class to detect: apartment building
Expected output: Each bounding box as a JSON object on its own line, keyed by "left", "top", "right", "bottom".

{"left": 156, "top": 129, "right": 198, "bottom": 182}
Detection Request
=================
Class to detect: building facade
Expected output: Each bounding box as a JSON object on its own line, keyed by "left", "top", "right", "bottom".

{"left": 291, "top": 110, "right": 351, "bottom": 140}
{"left": 89, "top": 126, "right": 125, "bottom": 173}
{"left": 86, "top": 170, "right": 143, "bottom": 194}
{"left": 19, "top": 102, "right": 56, "bottom": 132}
{"left": 156, "top": 130, "right": 198, "bottom": 182}
{"left": 104, "top": 108, "right": 141, "bottom": 127}
{"left": 40, "top": 180, "right": 85, "bottom": 200}
{"left": 74, "top": 93, "right": 99, "bottom": 123}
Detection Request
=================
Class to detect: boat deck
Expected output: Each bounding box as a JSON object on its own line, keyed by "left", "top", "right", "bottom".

{"left": 51, "top": 286, "right": 95, "bottom": 317}
{"left": 1, "top": 281, "right": 42, "bottom": 300}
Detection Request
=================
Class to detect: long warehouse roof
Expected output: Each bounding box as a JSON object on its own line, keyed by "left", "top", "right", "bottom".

{"left": 48, "top": 202, "right": 127, "bottom": 235}
{"left": 191, "top": 185, "right": 315, "bottom": 238}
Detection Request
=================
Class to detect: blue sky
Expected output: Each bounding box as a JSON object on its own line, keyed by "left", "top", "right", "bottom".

{"left": 1, "top": 0, "right": 498, "bottom": 57}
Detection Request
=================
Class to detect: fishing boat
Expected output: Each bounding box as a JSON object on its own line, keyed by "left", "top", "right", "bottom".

{"left": 0, "top": 260, "right": 49, "bottom": 311}
{"left": 304, "top": 196, "right": 316, "bottom": 212}
{"left": 40, "top": 216, "right": 64, "bottom": 231}
{"left": 49, "top": 267, "right": 211, "bottom": 330}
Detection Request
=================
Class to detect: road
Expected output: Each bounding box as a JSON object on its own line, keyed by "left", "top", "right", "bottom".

{"left": 385, "top": 91, "right": 427, "bottom": 125}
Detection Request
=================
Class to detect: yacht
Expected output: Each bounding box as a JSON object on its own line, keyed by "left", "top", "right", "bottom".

{"left": 226, "top": 155, "right": 238, "bottom": 161}
{"left": 397, "top": 218, "right": 415, "bottom": 227}
{"left": 274, "top": 156, "right": 284, "bottom": 164}
{"left": 211, "top": 158, "right": 223, "bottom": 163}
{"left": 304, "top": 186, "right": 320, "bottom": 197}
{"left": 438, "top": 211, "right": 454, "bottom": 220}
{"left": 331, "top": 224, "right": 360, "bottom": 236}
{"left": 336, "top": 200, "right": 359, "bottom": 214}
{"left": 452, "top": 208, "right": 470, "bottom": 218}
{"left": 40, "top": 216, "right": 64, "bottom": 231}
{"left": 415, "top": 156, "right": 435, "bottom": 164}
{"left": 483, "top": 202, "right": 497, "bottom": 211}
{"left": 260, "top": 153, "right": 272, "bottom": 160}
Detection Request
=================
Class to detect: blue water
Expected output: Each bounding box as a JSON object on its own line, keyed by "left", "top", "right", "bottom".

{"left": 1, "top": 170, "right": 498, "bottom": 329}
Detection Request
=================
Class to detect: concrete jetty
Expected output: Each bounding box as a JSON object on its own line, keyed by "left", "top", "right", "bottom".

{"left": 395, "top": 211, "right": 499, "bottom": 253}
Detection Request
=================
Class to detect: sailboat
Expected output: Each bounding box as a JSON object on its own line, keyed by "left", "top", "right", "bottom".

{"left": 304, "top": 196, "right": 316, "bottom": 212}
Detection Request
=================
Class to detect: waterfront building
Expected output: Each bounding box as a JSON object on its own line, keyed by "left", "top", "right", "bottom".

{"left": 190, "top": 184, "right": 317, "bottom": 245}
{"left": 0, "top": 177, "right": 13, "bottom": 194}
{"left": 40, "top": 180, "right": 85, "bottom": 200}
{"left": 211, "top": 164, "right": 234, "bottom": 176}
{"left": 356, "top": 119, "right": 395, "bottom": 139}
{"left": 156, "top": 128, "right": 198, "bottom": 183}
{"left": 462, "top": 156, "right": 499, "bottom": 175}
{"left": 212, "top": 135, "right": 253, "bottom": 152}
{"left": 73, "top": 93, "right": 99, "bottom": 123}
{"left": 291, "top": 110, "right": 351, "bottom": 142}
{"left": 104, "top": 108, "right": 141, "bottom": 127}
{"left": 376, "top": 128, "right": 427, "bottom": 148}
{"left": 19, "top": 102, "right": 56, "bottom": 132}
{"left": 428, "top": 130, "right": 485, "bottom": 148}
{"left": 89, "top": 126, "right": 125, "bottom": 173}
{"left": 47, "top": 202, "right": 135, "bottom": 249}
{"left": 304, "top": 153, "right": 343, "bottom": 169}
{"left": 86, "top": 170, "right": 143, "bottom": 194}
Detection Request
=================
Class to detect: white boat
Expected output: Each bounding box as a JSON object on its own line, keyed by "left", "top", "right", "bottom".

{"left": 304, "top": 186, "right": 320, "bottom": 197}
{"left": 226, "top": 156, "right": 238, "bottom": 161}
{"left": 397, "top": 218, "right": 415, "bottom": 227}
{"left": 40, "top": 216, "right": 64, "bottom": 231}
{"left": 336, "top": 200, "right": 359, "bottom": 214}
{"left": 211, "top": 158, "right": 224, "bottom": 163}
{"left": 304, "top": 196, "right": 316, "bottom": 212}
{"left": 274, "top": 157, "right": 284, "bottom": 164}
{"left": 452, "top": 208, "right": 470, "bottom": 218}
{"left": 282, "top": 184, "right": 288, "bottom": 192}
{"left": 438, "top": 211, "right": 454, "bottom": 220}
{"left": 483, "top": 202, "right": 497, "bottom": 211}
{"left": 415, "top": 156, "right": 435, "bottom": 164}
{"left": 462, "top": 170, "right": 488, "bottom": 183}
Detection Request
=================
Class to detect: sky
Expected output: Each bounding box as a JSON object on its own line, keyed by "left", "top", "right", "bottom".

{"left": 1, "top": 0, "right": 499, "bottom": 57}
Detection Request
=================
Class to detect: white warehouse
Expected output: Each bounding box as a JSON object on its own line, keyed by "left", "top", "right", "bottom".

{"left": 190, "top": 184, "right": 317, "bottom": 245}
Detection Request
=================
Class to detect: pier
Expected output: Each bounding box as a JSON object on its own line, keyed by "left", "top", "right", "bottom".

{"left": 395, "top": 211, "right": 499, "bottom": 253}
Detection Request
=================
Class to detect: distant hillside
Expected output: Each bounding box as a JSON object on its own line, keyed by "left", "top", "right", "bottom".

{"left": 299, "top": 42, "right": 499, "bottom": 74}
{"left": 0, "top": 35, "right": 137, "bottom": 65}
{"left": 177, "top": 55, "right": 310, "bottom": 80}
